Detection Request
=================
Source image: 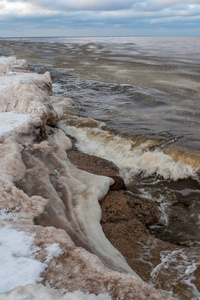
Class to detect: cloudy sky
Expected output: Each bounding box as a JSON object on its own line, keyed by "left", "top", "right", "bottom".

{"left": 0, "top": 0, "right": 199, "bottom": 37}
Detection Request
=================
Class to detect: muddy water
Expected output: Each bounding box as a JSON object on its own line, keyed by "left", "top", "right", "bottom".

{"left": 1, "top": 36, "right": 200, "bottom": 299}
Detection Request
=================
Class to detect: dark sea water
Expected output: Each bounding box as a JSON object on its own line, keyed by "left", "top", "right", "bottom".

{"left": 1, "top": 36, "right": 200, "bottom": 299}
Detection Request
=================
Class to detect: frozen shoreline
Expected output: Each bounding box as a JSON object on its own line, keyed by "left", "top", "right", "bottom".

{"left": 0, "top": 56, "right": 171, "bottom": 299}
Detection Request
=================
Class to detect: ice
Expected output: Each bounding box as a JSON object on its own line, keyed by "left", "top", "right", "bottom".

{"left": 1, "top": 284, "right": 112, "bottom": 300}
{"left": 0, "top": 112, "right": 30, "bottom": 136}
{"left": 0, "top": 56, "right": 171, "bottom": 299}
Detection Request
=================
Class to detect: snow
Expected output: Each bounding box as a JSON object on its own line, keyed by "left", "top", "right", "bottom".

{"left": 0, "top": 226, "right": 112, "bottom": 299}
{"left": 1, "top": 284, "right": 112, "bottom": 300}
{"left": 45, "top": 243, "right": 64, "bottom": 263}
{"left": 0, "top": 112, "right": 30, "bottom": 136}
{"left": 0, "top": 226, "right": 46, "bottom": 293}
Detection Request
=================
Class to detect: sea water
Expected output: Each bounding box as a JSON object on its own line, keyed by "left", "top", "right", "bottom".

{"left": 1, "top": 36, "right": 200, "bottom": 299}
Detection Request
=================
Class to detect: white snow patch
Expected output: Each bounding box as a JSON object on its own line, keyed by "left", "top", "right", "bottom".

{"left": 0, "top": 284, "right": 112, "bottom": 300}
{"left": 0, "top": 208, "right": 19, "bottom": 222}
{"left": 0, "top": 112, "right": 30, "bottom": 136}
{"left": 0, "top": 226, "right": 46, "bottom": 293}
{"left": 45, "top": 243, "right": 64, "bottom": 263}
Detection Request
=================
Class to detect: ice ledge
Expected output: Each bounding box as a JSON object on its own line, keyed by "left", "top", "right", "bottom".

{"left": 0, "top": 56, "right": 172, "bottom": 300}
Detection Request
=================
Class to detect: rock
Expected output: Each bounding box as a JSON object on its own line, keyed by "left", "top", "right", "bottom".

{"left": 67, "top": 137, "right": 120, "bottom": 177}
{"left": 67, "top": 135, "right": 180, "bottom": 282}
{"left": 109, "top": 176, "right": 126, "bottom": 191}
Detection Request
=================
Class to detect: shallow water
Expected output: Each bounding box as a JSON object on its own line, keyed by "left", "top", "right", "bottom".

{"left": 1, "top": 36, "right": 200, "bottom": 299}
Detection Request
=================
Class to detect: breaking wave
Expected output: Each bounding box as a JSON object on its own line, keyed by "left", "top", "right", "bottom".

{"left": 59, "top": 115, "right": 200, "bottom": 184}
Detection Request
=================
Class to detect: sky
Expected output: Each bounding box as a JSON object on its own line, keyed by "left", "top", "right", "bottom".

{"left": 0, "top": 0, "right": 199, "bottom": 37}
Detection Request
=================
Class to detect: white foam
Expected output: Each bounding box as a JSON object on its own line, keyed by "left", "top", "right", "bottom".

{"left": 59, "top": 124, "right": 197, "bottom": 183}
{"left": 139, "top": 190, "right": 171, "bottom": 226}
{"left": 150, "top": 248, "right": 200, "bottom": 299}
{"left": 52, "top": 82, "right": 65, "bottom": 94}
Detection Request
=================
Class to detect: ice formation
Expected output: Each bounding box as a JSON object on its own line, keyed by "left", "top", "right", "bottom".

{"left": 0, "top": 56, "right": 172, "bottom": 299}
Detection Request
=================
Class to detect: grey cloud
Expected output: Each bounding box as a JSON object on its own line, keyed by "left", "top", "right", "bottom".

{"left": 2, "top": 0, "right": 200, "bottom": 14}
{"left": 4, "top": 0, "right": 135, "bottom": 11}
{"left": 132, "top": 0, "right": 191, "bottom": 12}
{"left": 0, "top": 0, "right": 200, "bottom": 37}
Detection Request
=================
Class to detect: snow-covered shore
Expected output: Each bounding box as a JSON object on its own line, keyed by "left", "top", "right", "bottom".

{"left": 0, "top": 56, "right": 171, "bottom": 299}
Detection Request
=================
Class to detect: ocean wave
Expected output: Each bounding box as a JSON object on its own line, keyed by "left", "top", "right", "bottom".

{"left": 59, "top": 115, "right": 199, "bottom": 183}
